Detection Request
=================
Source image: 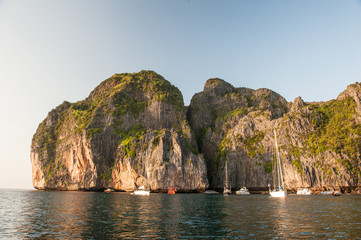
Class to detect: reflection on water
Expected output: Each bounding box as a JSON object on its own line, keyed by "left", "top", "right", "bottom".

{"left": 0, "top": 189, "right": 361, "bottom": 239}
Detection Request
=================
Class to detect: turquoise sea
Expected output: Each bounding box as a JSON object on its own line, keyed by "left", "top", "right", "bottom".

{"left": 0, "top": 189, "right": 361, "bottom": 239}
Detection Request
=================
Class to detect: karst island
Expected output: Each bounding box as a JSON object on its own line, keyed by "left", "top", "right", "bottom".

{"left": 31, "top": 70, "right": 361, "bottom": 193}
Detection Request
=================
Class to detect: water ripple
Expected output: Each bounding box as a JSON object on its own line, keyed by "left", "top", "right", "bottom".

{"left": 1, "top": 190, "right": 361, "bottom": 239}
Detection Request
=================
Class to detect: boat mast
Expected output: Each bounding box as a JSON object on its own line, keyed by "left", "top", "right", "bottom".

{"left": 274, "top": 129, "right": 284, "bottom": 189}
{"left": 225, "top": 160, "right": 228, "bottom": 189}
{"left": 145, "top": 145, "right": 150, "bottom": 190}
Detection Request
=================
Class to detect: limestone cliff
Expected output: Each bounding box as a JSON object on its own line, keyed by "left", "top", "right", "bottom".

{"left": 31, "top": 71, "right": 208, "bottom": 192}
{"left": 188, "top": 79, "right": 361, "bottom": 191}
{"left": 31, "top": 72, "right": 361, "bottom": 192}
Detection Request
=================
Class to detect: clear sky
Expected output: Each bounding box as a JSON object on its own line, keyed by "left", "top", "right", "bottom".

{"left": 1, "top": 0, "right": 361, "bottom": 189}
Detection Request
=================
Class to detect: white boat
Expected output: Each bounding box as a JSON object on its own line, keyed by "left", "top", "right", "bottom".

{"left": 270, "top": 189, "right": 286, "bottom": 197}
{"left": 104, "top": 188, "right": 114, "bottom": 193}
{"left": 236, "top": 187, "right": 250, "bottom": 195}
{"left": 223, "top": 160, "right": 232, "bottom": 195}
{"left": 223, "top": 188, "right": 232, "bottom": 195}
{"left": 269, "top": 129, "right": 287, "bottom": 198}
{"left": 332, "top": 191, "right": 341, "bottom": 196}
{"left": 132, "top": 185, "right": 150, "bottom": 195}
{"left": 297, "top": 188, "right": 311, "bottom": 195}
{"left": 132, "top": 149, "right": 151, "bottom": 196}
{"left": 204, "top": 190, "right": 219, "bottom": 194}
{"left": 321, "top": 190, "right": 333, "bottom": 195}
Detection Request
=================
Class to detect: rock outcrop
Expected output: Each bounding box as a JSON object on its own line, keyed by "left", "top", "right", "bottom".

{"left": 31, "top": 71, "right": 361, "bottom": 192}
{"left": 337, "top": 82, "right": 361, "bottom": 124}
{"left": 31, "top": 71, "right": 208, "bottom": 192}
{"left": 188, "top": 80, "right": 361, "bottom": 191}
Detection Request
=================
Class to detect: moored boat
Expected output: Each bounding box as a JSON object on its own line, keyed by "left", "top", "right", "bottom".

{"left": 104, "top": 188, "right": 114, "bottom": 193}
{"left": 223, "top": 188, "right": 232, "bottom": 195}
{"left": 321, "top": 190, "right": 333, "bottom": 195}
{"left": 236, "top": 187, "right": 250, "bottom": 195}
{"left": 269, "top": 188, "right": 286, "bottom": 198}
{"left": 223, "top": 160, "right": 232, "bottom": 195}
{"left": 168, "top": 186, "right": 176, "bottom": 194}
{"left": 132, "top": 185, "right": 150, "bottom": 195}
{"left": 332, "top": 191, "right": 341, "bottom": 196}
{"left": 297, "top": 188, "right": 311, "bottom": 195}
{"left": 269, "top": 129, "right": 287, "bottom": 198}
{"left": 204, "top": 190, "right": 219, "bottom": 194}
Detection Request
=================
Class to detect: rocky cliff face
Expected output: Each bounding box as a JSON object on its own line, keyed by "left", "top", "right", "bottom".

{"left": 31, "top": 71, "right": 208, "bottom": 192}
{"left": 188, "top": 79, "right": 361, "bottom": 191}
{"left": 31, "top": 72, "right": 361, "bottom": 192}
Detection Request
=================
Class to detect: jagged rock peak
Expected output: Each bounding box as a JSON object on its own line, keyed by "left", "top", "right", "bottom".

{"left": 290, "top": 96, "right": 304, "bottom": 112}
{"left": 337, "top": 82, "right": 361, "bottom": 100}
{"left": 203, "top": 78, "right": 234, "bottom": 95}
{"left": 337, "top": 82, "right": 361, "bottom": 123}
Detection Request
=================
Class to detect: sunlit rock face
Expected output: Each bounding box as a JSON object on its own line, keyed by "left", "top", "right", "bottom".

{"left": 188, "top": 79, "right": 361, "bottom": 191}
{"left": 31, "top": 72, "right": 361, "bottom": 192}
{"left": 31, "top": 71, "right": 208, "bottom": 192}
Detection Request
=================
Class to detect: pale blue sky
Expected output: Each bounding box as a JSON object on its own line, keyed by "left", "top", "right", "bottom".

{"left": 1, "top": 0, "right": 361, "bottom": 189}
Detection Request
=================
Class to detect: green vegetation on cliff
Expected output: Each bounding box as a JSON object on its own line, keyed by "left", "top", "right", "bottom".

{"left": 306, "top": 97, "right": 361, "bottom": 179}
{"left": 32, "top": 71, "right": 185, "bottom": 184}
{"left": 243, "top": 131, "right": 265, "bottom": 158}
{"left": 31, "top": 102, "right": 72, "bottom": 184}
{"left": 70, "top": 70, "right": 184, "bottom": 136}
{"left": 32, "top": 102, "right": 71, "bottom": 163}
{"left": 110, "top": 70, "right": 184, "bottom": 111}
{"left": 117, "top": 124, "right": 146, "bottom": 159}
{"left": 32, "top": 71, "right": 361, "bottom": 190}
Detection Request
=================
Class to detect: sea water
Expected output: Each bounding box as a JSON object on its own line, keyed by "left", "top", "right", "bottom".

{"left": 0, "top": 189, "right": 361, "bottom": 239}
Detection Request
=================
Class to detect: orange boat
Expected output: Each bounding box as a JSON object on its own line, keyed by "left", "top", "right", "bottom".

{"left": 168, "top": 186, "right": 176, "bottom": 194}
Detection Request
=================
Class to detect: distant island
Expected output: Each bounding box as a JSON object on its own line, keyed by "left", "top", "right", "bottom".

{"left": 31, "top": 70, "right": 361, "bottom": 193}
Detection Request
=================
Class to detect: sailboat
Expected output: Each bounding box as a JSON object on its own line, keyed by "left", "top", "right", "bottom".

{"left": 269, "top": 129, "right": 287, "bottom": 198}
{"left": 223, "top": 160, "right": 232, "bottom": 195}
